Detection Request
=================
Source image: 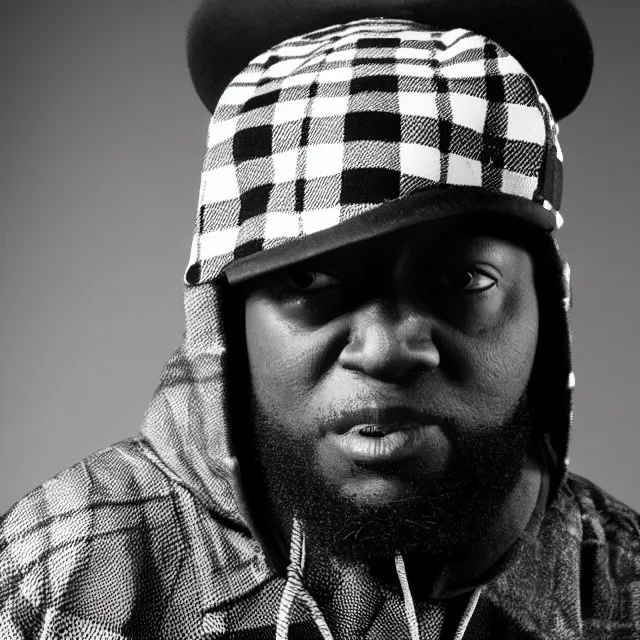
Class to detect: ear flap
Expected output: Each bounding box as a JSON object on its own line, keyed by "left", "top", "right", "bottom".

{"left": 528, "top": 235, "right": 573, "bottom": 496}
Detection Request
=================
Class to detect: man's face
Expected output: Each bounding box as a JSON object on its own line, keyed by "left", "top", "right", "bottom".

{"left": 244, "top": 220, "right": 540, "bottom": 564}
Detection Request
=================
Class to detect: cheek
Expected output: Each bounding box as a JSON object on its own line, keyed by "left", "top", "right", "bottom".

{"left": 470, "top": 283, "right": 539, "bottom": 402}
{"left": 508, "top": 281, "right": 539, "bottom": 372}
{"left": 245, "top": 298, "right": 318, "bottom": 414}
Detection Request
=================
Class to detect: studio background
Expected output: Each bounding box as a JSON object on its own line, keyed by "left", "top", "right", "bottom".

{"left": 1, "top": 0, "right": 638, "bottom": 515}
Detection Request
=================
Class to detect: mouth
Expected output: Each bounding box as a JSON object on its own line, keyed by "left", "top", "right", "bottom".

{"left": 333, "top": 406, "right": 443, "bottom": 436}
{"left": 347, "top": 422, "right": 422, "bottom": 437}
{"left": 329, "top": 421, "right": 440, "bottom": 465}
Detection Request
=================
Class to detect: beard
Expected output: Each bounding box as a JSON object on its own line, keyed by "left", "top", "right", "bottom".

{"left": 248, "top": 390, "right": 536, "bottom": 569}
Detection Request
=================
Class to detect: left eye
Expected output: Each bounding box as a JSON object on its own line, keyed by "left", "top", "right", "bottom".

{"left": 432, "top": 268, "right": 496, "bottom": 293}
{"left": 284, "top": 268, "right": 341, "bottom": 292}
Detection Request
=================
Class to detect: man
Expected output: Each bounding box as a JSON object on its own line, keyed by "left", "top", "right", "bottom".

{"left": 1, "top": 0, "right": 639, "bottom": 638}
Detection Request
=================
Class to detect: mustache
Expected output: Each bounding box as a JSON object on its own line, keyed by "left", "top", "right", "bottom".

{"left": 249, "top": 388, "right": 534, "bottom": 439}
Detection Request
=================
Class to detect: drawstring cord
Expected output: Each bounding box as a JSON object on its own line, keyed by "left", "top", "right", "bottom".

{"left": 276, "top": 520, "right": 482, "bottom": 640}
{"left": 395, "top": 551, "right": 421, "bottom": 640}
{"left": 395, "top": 551, "right": 483, "bottom": 640}
{"left": 453, "top": 586, "right": 482, "bottom": 640}
{"left": 276, "top": 518, "right": 334, "bottom": 640}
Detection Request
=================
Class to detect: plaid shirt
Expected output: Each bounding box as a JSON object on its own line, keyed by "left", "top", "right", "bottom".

{"left": 2, "top": 434, "right": 640, "bottom": 639}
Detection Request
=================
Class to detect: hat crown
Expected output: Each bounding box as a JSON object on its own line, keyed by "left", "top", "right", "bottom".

{"left": 186, "top": 19, "right": 563, "bottom": 286}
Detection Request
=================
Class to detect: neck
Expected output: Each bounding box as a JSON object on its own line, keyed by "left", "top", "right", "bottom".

{"left": 410, "top": 442, "right": 546, "bottom": 598}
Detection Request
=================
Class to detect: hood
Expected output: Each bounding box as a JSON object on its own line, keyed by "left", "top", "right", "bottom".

{"left": 141, "top": 18, "right": 577, "bottom": 639}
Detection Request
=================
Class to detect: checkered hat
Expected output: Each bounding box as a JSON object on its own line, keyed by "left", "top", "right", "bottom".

{"left": 185, "top": 18, "right": 564, "bottom": 286}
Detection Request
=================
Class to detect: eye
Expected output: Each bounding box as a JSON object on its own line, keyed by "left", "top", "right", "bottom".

{"left": 431, "top": 267, "right": 496, "bottom": 294}
{"left": 284, "top": 267, "right": 341, "bottom": 292}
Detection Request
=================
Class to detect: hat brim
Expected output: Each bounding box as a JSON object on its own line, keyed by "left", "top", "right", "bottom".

{"left": 224, "top": 187, "right": 556, "bottom": 285}
{"left": 187, "top": 0, "right": 593, "bottom": 121}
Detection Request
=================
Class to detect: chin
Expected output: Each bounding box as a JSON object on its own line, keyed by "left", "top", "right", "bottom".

{"left": 249, "top": 390, "right": 535, "bottom": 563}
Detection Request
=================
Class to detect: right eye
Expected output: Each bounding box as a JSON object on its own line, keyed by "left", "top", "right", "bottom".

{"left": 431, "top": 267, "right": 497, "bottom": 295}
{"left": 284, "top": 268, "right": 341, "bottom": 292}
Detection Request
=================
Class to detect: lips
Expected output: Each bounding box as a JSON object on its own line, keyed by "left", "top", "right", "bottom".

{"left": 324, "top": 406, "right": 443, "bottom": 464}
{"left": 329, "top": 422, "right": 438, "bottom": 464}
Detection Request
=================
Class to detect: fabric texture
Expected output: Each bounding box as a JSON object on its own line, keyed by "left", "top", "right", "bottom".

{"left": 2, "top": 440, "right": 640, "bottom": 638}
{"left": 185, "top": 19, "right": 563, "bottom": 287}
{"left": 1, "top": 15, "right": 637, "bottom": 640}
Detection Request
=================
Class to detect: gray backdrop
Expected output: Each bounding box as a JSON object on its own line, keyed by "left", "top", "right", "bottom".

{"left": 1, "top": 1, "right": 638, "bottom": 515}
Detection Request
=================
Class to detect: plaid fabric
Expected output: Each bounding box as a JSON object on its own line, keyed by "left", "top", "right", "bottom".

{"left": 2, "top": 443, "right": 640, "bottom": 638}
{"left": 185, "top": 19, "right": 564, "bottom": 287}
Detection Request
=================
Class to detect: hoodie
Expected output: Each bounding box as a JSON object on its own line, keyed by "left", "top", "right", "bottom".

{"left": 2, "top": 17, "right": 640, "bottom": 640}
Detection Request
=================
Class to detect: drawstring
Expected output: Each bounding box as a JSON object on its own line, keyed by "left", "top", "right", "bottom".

{"left": 453, "top": 586, "right": 482, "bottom": 640}
{"left": 276, "top": 521, "right": 482, "bottom": 640}
{"left": 395, "top": 551, "right": 421, "bottom": 640}
{"left": 395, "top": 551, "right": 483, "bottom": 640}
{"left": 276, "top": 518, "right": 334, "bottom": 640}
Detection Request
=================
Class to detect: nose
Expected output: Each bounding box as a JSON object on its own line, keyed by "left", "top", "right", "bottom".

{"left": 337, "top": 301, "right": 440, "bottom": 382}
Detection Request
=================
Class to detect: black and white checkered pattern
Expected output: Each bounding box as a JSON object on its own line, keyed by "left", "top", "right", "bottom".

{"left": 185, "top": 18, "right": 564, "bottom": 285}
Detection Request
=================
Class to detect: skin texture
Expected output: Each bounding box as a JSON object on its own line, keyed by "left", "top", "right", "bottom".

{"left": 243, "top": 219, "right": 541, "bottom": 580}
